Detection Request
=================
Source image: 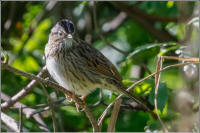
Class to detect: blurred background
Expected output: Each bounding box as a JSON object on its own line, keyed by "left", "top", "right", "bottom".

{"left": 1, "top": 1, "right": 199, "bottom": 132}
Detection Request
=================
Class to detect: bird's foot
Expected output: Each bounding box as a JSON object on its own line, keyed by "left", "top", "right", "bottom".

{"left": 65, "top": 93, "right": 86, "bottom": 112}
{"left": 75, "top": 95, "right": 86, "bottom": 112}
{"left": 65, "top": 95, "right": 73, "bottom": 102}
{"left": 80, "top": 95, "right": 86, "bottom": 101}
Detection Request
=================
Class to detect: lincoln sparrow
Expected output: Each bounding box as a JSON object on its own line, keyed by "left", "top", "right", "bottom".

{"left": 45, "top": 19, "right": 146, "bottom": 108}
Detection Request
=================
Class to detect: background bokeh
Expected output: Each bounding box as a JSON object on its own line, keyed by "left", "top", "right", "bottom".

{"left": 1, "top": 1, "right": 199, "bottom": 132}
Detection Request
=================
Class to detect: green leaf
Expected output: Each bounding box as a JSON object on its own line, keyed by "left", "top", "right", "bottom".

{"left": 127, "top": 43, "right": 163, "bottom": 59}
{"left": 12, "top": 55, "right": 39, "bottom": 72}
{"left": 25, "top": 19, "right": 51, "bottom": 51}
{"left": 148, "top": 82, "right": 168, "bottom": 111}
{"left": 166, "top": 1, "right": 175, "bottom": 8}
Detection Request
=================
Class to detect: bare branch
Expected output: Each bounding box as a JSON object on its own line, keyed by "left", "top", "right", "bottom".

{"left": 1, "top": 62, "right": 83, "bottom": 107}
{"left": 102, "top": 12, "right": 127, "bottom": 33}
{"left": 88, "top": 89, "right": 103, "bottom": 108}
{"left": 1, "top": 62, "right": 100, "bottom": 132}
{"left": 28, "top": 103, "right": 73, "bottom": 117}
{"left": 1, "top": 92, "right": 50, "bottom": 132}
{"left": 84, "top": 107, "right": 101, "bottom": 132}
{"left": 107, "top": 98, "right": 122, "bottom": 132}
{"left": 92, "top": 2, "right": 152, "bottom": 75}
{"left": 40, "top": 83, "right": 57, "bottom": 132}
{"left": 92, "top": 11, "right": 127, "bottom": 42}
{"left": 1, "top": 112, "right": 28, "bottom": 132}
{"left": 92, "top": 1, "right": 127, "bottom": 55}
{"left": 19, "top": 105, "right": 23, "bottom": 132}
{"left": 4, "top": 2, "right": 16, "bottom": 31}
{"left": 98, "top": 61, "right": 198, "bottom": 126}
{"left": 154, "top": 57, "right": 168, "bottom": 132}
{"left": 1, "top": 66, "right": 48, "bottom": 111}
{"left": 110, "top": 2, "right": 178, "bottom": 42}
{"left": 162, "top": 56, "right": 199, "bottom": 63}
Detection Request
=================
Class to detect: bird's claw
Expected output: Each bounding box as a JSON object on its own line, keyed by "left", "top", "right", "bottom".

{"left": 65, "top": 94, "right": 86, "bottom": 112}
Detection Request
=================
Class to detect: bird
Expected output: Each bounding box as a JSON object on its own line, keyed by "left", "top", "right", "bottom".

{"left": 45, "top": 19, "right": 148, "bottom": 110}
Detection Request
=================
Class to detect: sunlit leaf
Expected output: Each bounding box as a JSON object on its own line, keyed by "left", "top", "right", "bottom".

{"left": 166, "top": 1, "right": 175, "bottom": 8}
{"left": 127, "top": 43, "right": 163, "bottom": 59}
{"left": 12, "top": 55, "right": 39, "bottom": 72}
{"left": 25, "top": 19, "right": 51, "bottom": 51}
{"left": 148, "top": 82, "right": 168, "bottom": 111}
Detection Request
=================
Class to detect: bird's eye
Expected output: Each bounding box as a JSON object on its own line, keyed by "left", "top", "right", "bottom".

{"left": 58, "top": 31, "right": 63, "bottom": 36}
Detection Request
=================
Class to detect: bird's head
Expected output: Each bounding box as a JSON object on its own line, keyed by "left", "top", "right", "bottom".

{"left": 49, "top": 19, "right": 75, "bottom": 48}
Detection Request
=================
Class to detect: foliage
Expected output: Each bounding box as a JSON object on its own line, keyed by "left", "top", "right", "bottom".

{"left": 1, "top": 1, "right": 199, "bottom": 132}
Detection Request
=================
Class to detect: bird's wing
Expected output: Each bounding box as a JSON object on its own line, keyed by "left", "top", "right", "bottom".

{"left": 75, "top": 39, "right": 122, "bottom": 82}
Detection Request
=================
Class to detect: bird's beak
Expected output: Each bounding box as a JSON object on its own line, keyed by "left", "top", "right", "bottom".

{"left": 67, "top": 34, "right": 72, "bottom": 39}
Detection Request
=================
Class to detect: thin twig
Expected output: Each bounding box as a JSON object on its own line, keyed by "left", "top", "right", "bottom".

{"left": 1, "top": 62, "right": 99, "bottom": 132}
{"left": 154, "top": 57, "right": 168, "bottom": 132}
{"left": 88, "top": 89, "right": 103, "bottom": 108}
{"left": 1, "top": 62, "right": 83, "bottom": 106}
{"left": 1, "top": 66, "right": 48, "bottom": 111}
{"left": 131, "top": 56, "right": 152, "bottom": 74}
{"left": 1, "top": 112, "right": 28, "bottom": 132}
{"left": 92, "top": 1, "right": 127, "bottom": 55}
{"left": 110, "top": 1, "right": 178, "bottom": 42}
{"left": 29, "top": 103, "right": 73, "bottom": 118}
{"left": 107, "top": 98, "right": 122, "bottom": 132}
{"left": 19, "top": 105, "right": 23, "bottom": 132}
{"left": 40, "top": 83, "right": 57, "bottom": 132}
{"left": 98, "top": 61, "right": 198, "bottom": 126}
{"left": 92, "top": 2, "right": 152, "bottom": 75}
{"left": 162, "top": 56, "right": 199, "bottom": 63}
{"left": 1, "top": 92, "right": 50, "bottom": 132}
{"left": 9, "top": 97, "right": 66, "bottom": 110}
{"left": 84, "top": 106, "right": 101, "bottom": 132}
{"left": 10, "top": 1, "right": 57, "bottom": 63}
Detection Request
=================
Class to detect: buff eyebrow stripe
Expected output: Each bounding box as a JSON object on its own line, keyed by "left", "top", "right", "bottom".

{"left": 51, "top": 32, "right": 58, "bottom": 35}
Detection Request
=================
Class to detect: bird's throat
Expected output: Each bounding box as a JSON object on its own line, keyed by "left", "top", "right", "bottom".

{"left": 63, "top": 38, "right": 73, "bottom": 49}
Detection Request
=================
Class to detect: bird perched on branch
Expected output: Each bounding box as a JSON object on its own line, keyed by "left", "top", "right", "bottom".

{"left": 45, "top": 19, "right": 147, "bottom": 110}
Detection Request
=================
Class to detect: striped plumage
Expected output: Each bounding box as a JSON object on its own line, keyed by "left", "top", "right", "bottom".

{"left": 45, "top": 19, "right": 145, "bottom": 107}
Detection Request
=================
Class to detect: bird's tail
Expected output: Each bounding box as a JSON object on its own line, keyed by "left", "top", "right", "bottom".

{"left": 118, "top": 87, "right": 151, "bottom": 111}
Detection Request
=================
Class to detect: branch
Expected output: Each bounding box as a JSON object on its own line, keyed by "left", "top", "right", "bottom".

{"left": 88, "top": 89, "right": 103, "bottom": 108}
{"left": 92, "top": 2, "right": 152, "bottom": 75}
{"left": 107, "top": 98, "right": 122, "bottom": 132}
{"left": 84, "top": 107, "right": 101, "bottom": 132}
{"left": 101, "top": 11, "right": 127, "bottom": 33}
{"left": 92, "top": 11, "right": 127, "bottom": 42}
{"left": 92, "top": 1, "right": 127, "bottom": 55}
{"left": 1, "top": 66, "right": 48, "bottom": 111}
{"left": 1, "top": 63, "right": 82, "bottom": 106}
{"left": 4, "top": 2, "right": 16, "bottom": 30}
{"left": 1, "top": 112, "right": 28, "bottom": 132}
{"left": 5, "top": 1, "right": 57, "bottom": 64}
{"left": 19, "top": 105, "right": 23, "bottom": 132}
{"left": 40, "top": 83, "right": 57, "bottom": 132}
{"left": 110, "top": 2, "right": 178, "bottom": 42}
{"left": 28, "top": 103, "right": 73, "bottom": 117}
{"left": 98, "top": 61, "right": 198, "bottom": 126}
{"left": 1, "top": 62, "right": 99, "bottom": 132}
{"left": 162, "top": 56, "right": 199, "bottom": 62}
{"left": 154, "top": 57, "right": 168, "bottom": 132}
{"left": 1, "top": 92, "right": 50, "bottom": 132}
